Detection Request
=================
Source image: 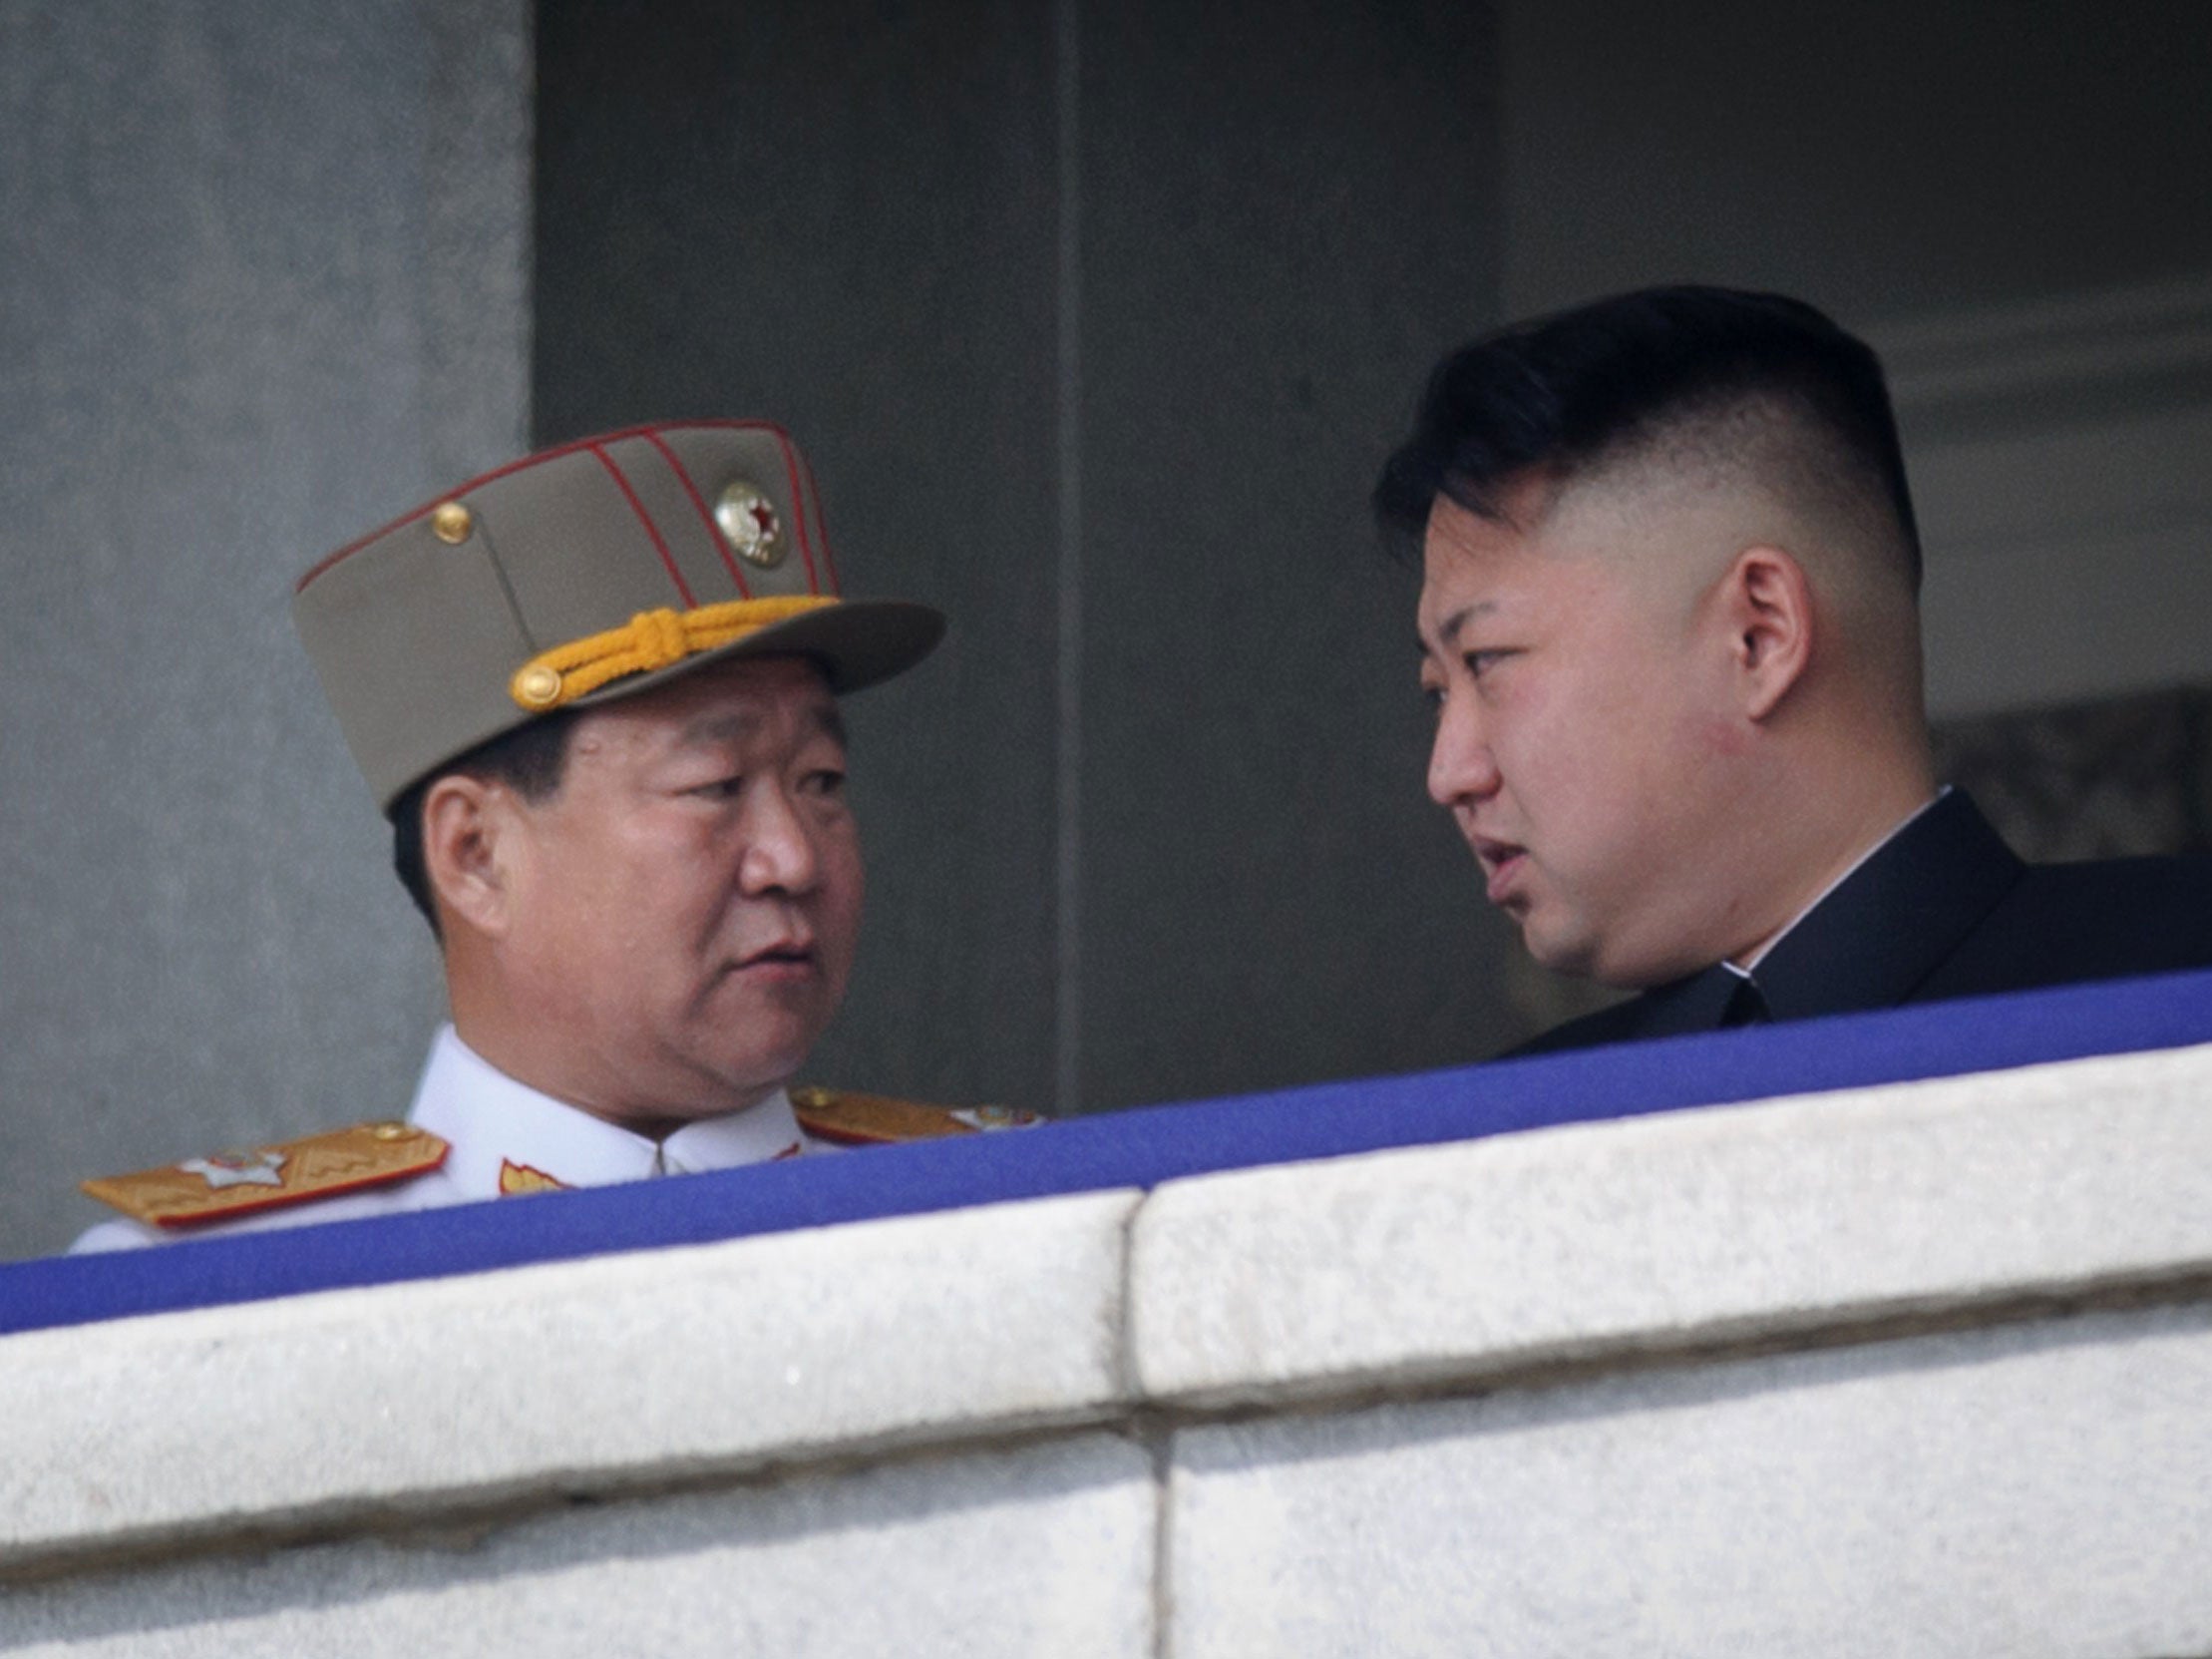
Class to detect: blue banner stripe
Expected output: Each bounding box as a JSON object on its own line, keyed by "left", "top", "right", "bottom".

{"left": 6, "top": 967, "right": 2209, "bottom": 1337}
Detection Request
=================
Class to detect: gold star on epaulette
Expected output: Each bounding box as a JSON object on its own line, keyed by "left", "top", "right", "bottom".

{"left": 791, "top": 1086, "right": 1041, "bottom": 1147}
{"left": 81, "top": 1122, "right": 450, "bottom": 1229}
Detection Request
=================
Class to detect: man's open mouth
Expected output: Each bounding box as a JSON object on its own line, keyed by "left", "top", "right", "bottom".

{"left": 1472, "top": 838, "right": 1527, "bottom": 902}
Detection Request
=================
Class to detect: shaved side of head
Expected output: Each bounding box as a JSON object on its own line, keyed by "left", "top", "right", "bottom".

{"left": 1531, "top": 390, "right": 1927, "bottom": 729}
{"left": 1376, "top": 287, "right": 1933, "bottom": 737}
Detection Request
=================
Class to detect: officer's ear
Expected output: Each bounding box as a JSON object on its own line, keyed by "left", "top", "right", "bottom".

{"left": 1720, "top": 545, "right": 1814, "bottom": 721}
{"left": 420, "top": 774, "right": 521, "bottom": 938}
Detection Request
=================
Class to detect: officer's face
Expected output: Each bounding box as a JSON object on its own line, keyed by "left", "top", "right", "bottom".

{"left": 1417, "top": 479, "right": 1746, "bottom": 989}
{"left": 496, "top": 654, "right": 863, "bottom": 1125}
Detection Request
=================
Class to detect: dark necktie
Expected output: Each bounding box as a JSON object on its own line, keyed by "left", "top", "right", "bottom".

{"left": 1719, "top": 974, "right": 1772, "bottom": 1029}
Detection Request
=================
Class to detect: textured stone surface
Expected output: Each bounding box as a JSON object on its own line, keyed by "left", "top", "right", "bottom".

{"left": 0, "top": 0, "right": 529, "bottom": 1260}
{"left": 7, "top": 1433, "right": 1156, "bottom": 1658}
{"left": 15, "top": 1043, "right": 2212, "bottom": 1652}
{"left": 1131, "top": 1041, "right": 2212, "bottom": 1406}
{"left": 1169, "top": 1304, "right": 2212, "bottom": 1659}
{"left": 0, "top": 1189, "right": 1138, "bottom": 1565}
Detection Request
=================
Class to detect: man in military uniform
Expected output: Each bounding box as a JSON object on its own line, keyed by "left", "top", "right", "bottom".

{"left": 1378, "top": 286, "right": 2212, "bottom": 1053}
{"left": 79, "top": 421, "right": 1021, "bottom": 1249}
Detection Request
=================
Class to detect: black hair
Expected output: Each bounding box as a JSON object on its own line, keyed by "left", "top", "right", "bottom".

{"left": 388, "top": 710, "right": 578, "bottom": 938}
{"left": 1373, "top": 285, "right": 1922, "bottom": 591}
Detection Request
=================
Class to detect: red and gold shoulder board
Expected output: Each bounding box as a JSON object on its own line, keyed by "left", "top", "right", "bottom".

{"left": 791, "top": 1086, "right": 1041, "bottom": 1147}
{"left": 81, "top": 1122, "right": 450, "bottom": 1229}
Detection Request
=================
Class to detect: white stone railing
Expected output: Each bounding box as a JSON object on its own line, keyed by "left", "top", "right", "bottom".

{"left": 5, "top": 1037, "right": 2211, "bottom": 1655}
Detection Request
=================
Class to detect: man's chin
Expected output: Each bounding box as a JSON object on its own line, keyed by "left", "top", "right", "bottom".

{"left": 1518, "top": 909, "right": 1688, "bottom": 991}
{"left": 1548, "top": 942, "right": 1706, "bottom": 993}
{"left": 1515, "top": 913, "right": 1597, "bottom": 981}
{"left": 609, "top": 1073, "right": 799, "bottom": 1134}
{"left": 694, "top": 1025, "right": 826, "bottom": 1101}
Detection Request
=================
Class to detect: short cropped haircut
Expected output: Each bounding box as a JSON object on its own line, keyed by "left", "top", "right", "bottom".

{"left": 1373, "top": 285, "right": 1923, "bottom": 592}
{"left": 388, "top": 710, "right": 578, "bottom": 938}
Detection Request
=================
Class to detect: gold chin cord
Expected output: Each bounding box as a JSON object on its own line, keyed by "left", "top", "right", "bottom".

{"left": 508, "top": 596, "right": 840, "bottom": 710}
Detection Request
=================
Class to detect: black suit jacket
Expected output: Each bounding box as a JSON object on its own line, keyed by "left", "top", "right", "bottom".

{"left": 1513, "top": 791, "right": 2212, "bottom": 1056}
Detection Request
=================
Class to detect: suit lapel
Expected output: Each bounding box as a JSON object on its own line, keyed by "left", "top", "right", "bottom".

{"left": 1753, "top": 790, "right": 2026, "bottom": 1023}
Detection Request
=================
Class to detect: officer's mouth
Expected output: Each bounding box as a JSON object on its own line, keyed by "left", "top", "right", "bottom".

{"left": 731, "top": 937, "right": 817, "bottom": 980}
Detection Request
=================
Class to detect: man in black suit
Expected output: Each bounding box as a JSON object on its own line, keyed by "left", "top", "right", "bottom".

{"left": 1374, "top": 286, "right": 2212, "bottom": 1054}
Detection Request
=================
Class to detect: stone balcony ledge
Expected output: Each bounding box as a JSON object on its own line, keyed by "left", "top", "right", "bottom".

{"left": 5, "top": 972, "right": 2210, "bottom": 1655}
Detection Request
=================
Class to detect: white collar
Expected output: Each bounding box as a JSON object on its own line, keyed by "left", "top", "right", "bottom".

{"left": 1733, "top": 786, "right": 1950, "bottom": 974}
{"left": 406, "top": 1027, "right": 809, "bottom": 1198}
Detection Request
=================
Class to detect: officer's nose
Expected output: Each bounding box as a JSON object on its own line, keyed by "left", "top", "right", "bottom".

{"left": 738, "top": 786, "right": 821, "bottom": 896}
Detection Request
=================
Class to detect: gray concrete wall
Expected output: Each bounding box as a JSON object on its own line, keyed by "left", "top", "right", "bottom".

{"left": 1072, "top": 0, "right": 1503, "bottom": 1109}
{"left": 1498, "top": 0, "right": 2212, "bottom": 322}
{"left": 0, "top": 1, "right": 531, "bottom": 1257}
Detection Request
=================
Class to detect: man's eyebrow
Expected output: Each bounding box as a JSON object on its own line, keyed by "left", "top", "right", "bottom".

{"left": 1435, "top": 601, "right": 1495, "bottom": 647}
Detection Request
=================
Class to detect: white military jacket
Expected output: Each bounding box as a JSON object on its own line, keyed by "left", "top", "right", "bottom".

{"left": 71, "top": 1027, "right": 845, "bottom": 1253}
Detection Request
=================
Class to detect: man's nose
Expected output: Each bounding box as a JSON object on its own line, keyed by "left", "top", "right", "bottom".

{"left": 738, "top": 786, "right": 821, "bottom": 894}
{"left": 1427, "top": 696, "right": 1501, "bottom": 808}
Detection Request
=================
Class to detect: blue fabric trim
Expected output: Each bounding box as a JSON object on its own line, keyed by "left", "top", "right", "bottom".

{"left": 7, "top": 967, "right": 2209, "bottom": 1338}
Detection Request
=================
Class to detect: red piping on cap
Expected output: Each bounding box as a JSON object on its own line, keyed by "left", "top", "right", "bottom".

{"left": 588, "top": 441, "right": 695, "bottom": 607}
{"left": 640, "top": 428, "right": 753, "bottom": 599}
{"left": 295, "top": 419, "right": 798, "bottom": 594}
{"left": 795, "top": 440, "right": 844, "bottom": 594}
{"left": 771, "top": 429, "right": 824, "bottom": 596}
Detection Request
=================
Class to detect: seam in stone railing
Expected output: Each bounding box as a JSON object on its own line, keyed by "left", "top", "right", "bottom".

{"left": 12, "top": 1262, "right": 2209, "bottom": 1592}
{"left": 1138, "top": 1267, "right": 2212, "bottom": 1429}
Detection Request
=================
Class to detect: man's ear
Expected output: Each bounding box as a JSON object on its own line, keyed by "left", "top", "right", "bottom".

{"left": 421, "top": 775, "right": 523, "bottom": 937}
{"left": 1722, "top": 545, "right": 1815, "bottom": 721}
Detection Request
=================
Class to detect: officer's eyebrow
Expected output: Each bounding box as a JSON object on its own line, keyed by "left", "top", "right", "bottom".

{"left": 677, "top": 698, "right": 847, "bottom": 751}
{"left": 679, "top": 708, "right": 761, "bottom": 747}
{"left": 807, "top": 701, "right": 849, "bottom": 751}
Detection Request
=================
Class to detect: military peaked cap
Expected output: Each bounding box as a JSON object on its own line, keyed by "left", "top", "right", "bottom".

{"left": 294, "top": 421, "right": 944, "bottom": 808}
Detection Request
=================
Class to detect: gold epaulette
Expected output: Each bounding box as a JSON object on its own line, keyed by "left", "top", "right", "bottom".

{"left": 791, "top": 1086, "right": 1041, "bottom": 1147}
{"left": 81, "top": 1122, "right": 450, "bottom": 1229}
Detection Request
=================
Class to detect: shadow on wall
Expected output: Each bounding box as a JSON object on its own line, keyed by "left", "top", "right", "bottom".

{"left": 1934, "top": 682, "right": 2212, "bottom": 861}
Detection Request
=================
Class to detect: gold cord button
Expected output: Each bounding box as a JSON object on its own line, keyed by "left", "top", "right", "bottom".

{"left": 430, "top": 501, "right": 474, "bottom": 544}
{"left": 513, "top": 664, "right": 564, "bottom": 707}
